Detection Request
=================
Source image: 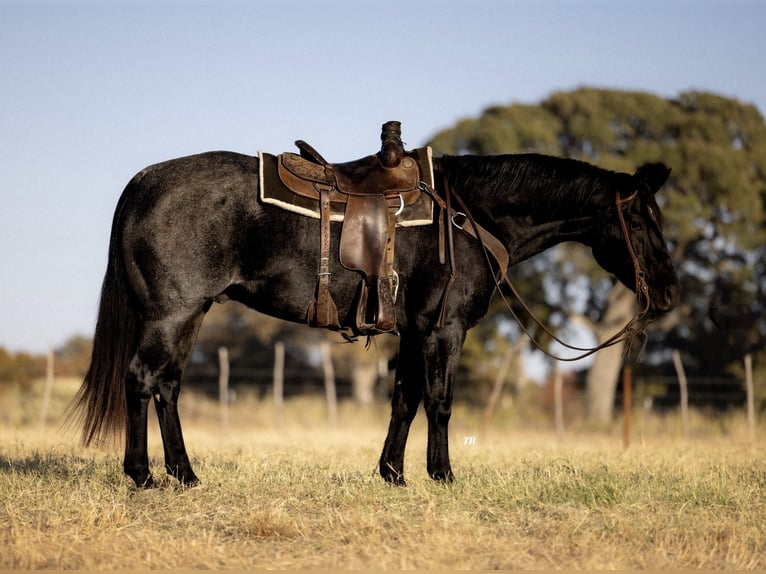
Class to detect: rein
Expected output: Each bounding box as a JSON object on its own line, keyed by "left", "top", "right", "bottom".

{"left": 427, "top": 164, "right": 654, "bottom": 362}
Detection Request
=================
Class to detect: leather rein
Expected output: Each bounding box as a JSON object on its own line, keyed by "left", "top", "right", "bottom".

{"left": 425, "top": 161, "right": 654, "bottom": 362}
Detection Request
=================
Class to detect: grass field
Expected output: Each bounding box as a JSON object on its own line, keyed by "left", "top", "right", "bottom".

{"left": 1, "top": 378, "right": 765, "bottom": 569}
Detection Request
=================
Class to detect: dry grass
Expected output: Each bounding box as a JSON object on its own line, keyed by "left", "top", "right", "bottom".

{"left": 1, "top": 378, "right": 765, "bottom": 569}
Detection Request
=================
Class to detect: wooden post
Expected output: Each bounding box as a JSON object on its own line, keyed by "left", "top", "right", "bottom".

{"left": 745, "top": 353, "right": 755, "bottom": 443}
{"left": 218, "top": 346, "right": 229, "bottom": 431}
{"left": 480, "top": 347, "right": 515, "bottom": 434}
{"left": 38, "top": 344, "right": 54, "bottom": 428}
{"left": 554, "top": 367, "right": 565, "bottom": 442}
{"left": 622, "top": 365, "right": 632, "bottom": 449}
{"left": 320, "top": 341, "right": 337, "bottom": 429}
{"left": 672, "top": 350, "right": 689, "bottom": 440}
{"left": 273, "top": 342, "right": 285, "bottom": 428}
{"left": 378, "top": 357, "right": 388, "bottom": 400}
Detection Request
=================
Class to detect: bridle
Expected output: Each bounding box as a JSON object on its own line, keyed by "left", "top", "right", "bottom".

{"left": 426, "top": 167, "right": 655, "bottom": 362}
{"left": 615, "top": 189, "right": 652, "bottom": 316}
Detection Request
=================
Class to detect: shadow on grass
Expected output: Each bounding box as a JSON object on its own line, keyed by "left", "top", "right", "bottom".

{"left": 0, "top": 449, "right": 129, "bottom": 488}
{"left": 1, "top": 451, "right": 96, "bottom": 477}
{"left": 0, "top": 451, "right": 212, "bottom": 493}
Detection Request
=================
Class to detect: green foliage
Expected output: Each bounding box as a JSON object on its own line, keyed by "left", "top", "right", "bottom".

{"left": 55, "top": 335, "right": 92, "bottom": 377}
{"left": 0, "top": 347, "right": 45, "bottom": 387}
{"left": 0, "top": 336, "right": 93, "bottom": 389}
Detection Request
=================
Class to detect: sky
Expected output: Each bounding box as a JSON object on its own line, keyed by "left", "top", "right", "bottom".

{"left": 1, "top": 0, "right": 765, "bottom": 354}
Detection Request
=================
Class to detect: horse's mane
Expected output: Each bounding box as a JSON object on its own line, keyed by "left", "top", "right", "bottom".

{"left": 439, "top": 153, "right": 630, "bottom": 216}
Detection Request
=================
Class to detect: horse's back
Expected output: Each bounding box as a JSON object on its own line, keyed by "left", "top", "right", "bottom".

{"left": 126, "top": 151, "right": 260, "bottom": 210}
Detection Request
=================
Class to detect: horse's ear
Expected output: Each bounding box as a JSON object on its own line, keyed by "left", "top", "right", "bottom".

{"left": 634, "top": 163, "right": 671, "bottom": 193}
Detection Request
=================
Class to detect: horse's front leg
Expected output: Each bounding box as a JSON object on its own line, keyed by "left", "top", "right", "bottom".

{"left": 379, "top": 335, "right": 424, "bottom": 485}
{"left": 422, "top": 324, "right": 466, "bottom": 482}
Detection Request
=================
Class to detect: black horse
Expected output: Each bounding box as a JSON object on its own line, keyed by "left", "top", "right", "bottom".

{"left": 71, "top": 149, "right": 679, "bottom": 488}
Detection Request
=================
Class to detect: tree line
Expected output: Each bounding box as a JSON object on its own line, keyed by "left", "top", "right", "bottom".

{"left": 0, "top": 335, "right": 91, "bottom": 387}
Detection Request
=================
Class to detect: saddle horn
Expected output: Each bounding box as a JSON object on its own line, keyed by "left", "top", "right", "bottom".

{"left": 379, "top": 120, "right": 405, "bottom": 168}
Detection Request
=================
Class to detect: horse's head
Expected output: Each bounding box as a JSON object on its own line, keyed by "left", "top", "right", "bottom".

{"left": 591, "top": 163, "right": 680, "bottom": 316}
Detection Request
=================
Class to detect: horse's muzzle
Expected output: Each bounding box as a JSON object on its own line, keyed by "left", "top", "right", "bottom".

{"left": 651, "top": 280, "right": 680, "bottom": 314}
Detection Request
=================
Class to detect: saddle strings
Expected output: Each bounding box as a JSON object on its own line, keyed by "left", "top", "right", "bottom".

{"left": 429, "top": 168, "right": 654, "bottom": 362}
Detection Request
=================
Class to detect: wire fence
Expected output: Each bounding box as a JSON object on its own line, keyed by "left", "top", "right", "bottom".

{"left": 182, "top": 353, "right": 758, "bottom": 413}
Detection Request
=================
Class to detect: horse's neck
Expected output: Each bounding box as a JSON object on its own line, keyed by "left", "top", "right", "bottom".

{"left": 470, "top": 159, "right": 606, "bottom": 264}
{"left": 506, "top": 214, "right": 595, "bottom": 264}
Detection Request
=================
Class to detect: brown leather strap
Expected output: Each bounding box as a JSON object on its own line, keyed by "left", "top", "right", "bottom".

{"left": 384, "top": 207, "right": 398, "bottom": 308}
{"left": 451, "top": 210, "right": 509, "bottom": 278}
{"left": 438, "top": 201, "right": 446, "bottom": 265}
{"left": 435, "top": 172, "right": 458, "bottom": 328}
{"left": 616, "top": 190, "right": 651, "bottom": 314}
{"left": 363, "top": 201, "right": 398, "bottom": 333}
{"left": 308, "top": 186, "right": 340, "bottom": 329}
{"left": 419, "top": 179, "right": 507, "bottom": 277}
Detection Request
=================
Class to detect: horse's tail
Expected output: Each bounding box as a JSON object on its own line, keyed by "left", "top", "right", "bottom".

{"left": 68, "top": 188, "right": 139, "bottom": 447}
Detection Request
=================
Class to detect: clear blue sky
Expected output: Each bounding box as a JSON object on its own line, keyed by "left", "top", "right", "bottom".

{"left": 1, "top": 0, "right": 764, "bottom": 353}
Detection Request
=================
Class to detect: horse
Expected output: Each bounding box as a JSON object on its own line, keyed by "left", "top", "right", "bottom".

{"left": 70, "top": 149, "right": 680, "bottom": 488}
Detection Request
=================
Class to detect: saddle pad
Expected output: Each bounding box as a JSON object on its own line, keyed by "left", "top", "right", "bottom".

{"left": 258, "top": 147, "right": 435, "bottom": 227}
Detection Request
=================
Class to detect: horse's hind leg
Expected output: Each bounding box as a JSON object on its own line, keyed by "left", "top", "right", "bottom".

{"left": 124, "top": 368, "right": 154, "bottom": 488}
{"left": 123, "top": 310, "right": 204, "bottom": 487}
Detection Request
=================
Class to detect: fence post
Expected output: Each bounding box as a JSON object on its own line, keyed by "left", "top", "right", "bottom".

{"left": 273, "top": 341, "right": 285, "bottom": 428}
{"left": 38, "top": 344, "right": 54, "bottom": 428}
{"left": 320, "top": 341, "right": 337, "bottom": 429}
{"left": 218, "top": 346, "right": 229, "bottom": 431}
{"left": 378, "top": 357, "right": 389, "bottom": 400}
{"left": 672, "top": 350, "right": 689, "bottom": 440}
{"left": 745, "top": 353, "right": 755, "bottom": 443}
{"left": 622, "top": 365, "right": 632, "bottom": 449}
{"left": 554, "top": 367, "right": 565, "bottom": 442}
{"left": 481, "top": 347, "right": 515, "bottom": 435}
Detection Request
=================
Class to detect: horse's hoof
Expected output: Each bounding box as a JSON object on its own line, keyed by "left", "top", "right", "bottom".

{"left": 380, "top": 465, "right": 407, "bottom": 486}
{"left": 134, "top": 474, "right": 157, "bottom": 489}
{"left": 179, "top": 476, "right": 200, "bottom": 488}
{"left": 430, "top": 470, "right": 455, "bottom": 483}
{"left": 385, "top": 474, "right": 408, "bottom": 487}
{"left": 166, "top": 464, "right": 199, "bottom": 487}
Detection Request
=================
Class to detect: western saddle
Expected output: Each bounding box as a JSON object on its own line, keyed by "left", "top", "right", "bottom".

{"left": 275, "top": 121, "right": 427, "bottom": 335}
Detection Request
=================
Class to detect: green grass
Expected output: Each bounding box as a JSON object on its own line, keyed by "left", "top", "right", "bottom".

{"left": 1, "top": 380, "right": 765, "bottom": 569}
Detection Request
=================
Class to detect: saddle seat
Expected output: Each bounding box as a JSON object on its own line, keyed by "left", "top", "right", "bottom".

{"left": 278, "top": 142, "right": 422, "bottom": 207}
{"left": 275, "top": 121, "right": 426, "bottom": 336}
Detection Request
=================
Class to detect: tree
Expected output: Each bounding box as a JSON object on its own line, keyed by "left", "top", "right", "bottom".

{"left": 430, "top": 88, "right": 766, "bottom": 421}
{"left": 0, "top": 346, "right": 45, "bottom": 387}
{"left": 55, "top": 335, "right": 92, "bottom": 377}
